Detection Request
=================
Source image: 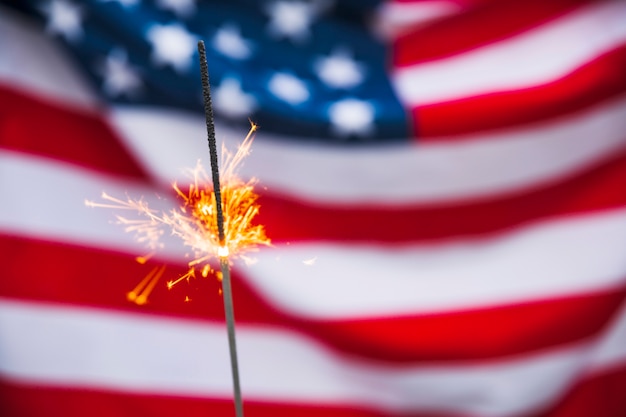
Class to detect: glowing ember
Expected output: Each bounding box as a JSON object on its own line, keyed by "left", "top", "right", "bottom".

{"left": 86, "top": 122, "right": 270, "bottom": 303}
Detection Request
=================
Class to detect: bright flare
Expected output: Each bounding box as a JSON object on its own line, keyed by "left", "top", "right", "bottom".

{"left": 86, "top": 122, "right": 270, "bottom": 303}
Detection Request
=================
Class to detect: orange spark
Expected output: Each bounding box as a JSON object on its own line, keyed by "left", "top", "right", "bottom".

{"left": 127, "top": 264, "right": 166, "bottom": 305}
{"left": 86, "top": 122, "right": 270, "bottom": 304}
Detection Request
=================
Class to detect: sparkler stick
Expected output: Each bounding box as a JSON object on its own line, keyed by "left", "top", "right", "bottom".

{"left": 197, "top": 40, "right": 244, "bottom": 417}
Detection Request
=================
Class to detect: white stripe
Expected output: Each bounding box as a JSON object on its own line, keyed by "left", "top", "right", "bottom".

{"left": 392, "top": 0, "right": 626, "bottom": 106}
{"left": 110, "top": 95, "right": 626, "bottom": 204}
{"left": 0, "top": 5, "right": 98, "bottom": 110}
{"left": 244, "top": 209, "right": 626, "bottom": 318}
{"left": 373, "top": 1, "right": 460, "bottom": 39}
{"left": 1, "top": 298, "right": 625, "bottom": 416}
{"left": 0, "top": 152, "right": 183, "bottom": 260}
{"left": 377, "top": 0, "right": 459, "bottom": 26}
{"left": 1, "top": 153, "right": 625, "bottom": 319}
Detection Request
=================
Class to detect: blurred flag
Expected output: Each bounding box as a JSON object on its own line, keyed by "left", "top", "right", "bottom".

{"left": 1, "top": 0, "right": 626, "bottom": 416}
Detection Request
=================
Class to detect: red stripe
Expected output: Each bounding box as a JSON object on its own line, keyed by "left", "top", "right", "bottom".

{"left": 0, "top": 85, "right": 150, "bottom": 181}
{"left": 533, "top": 365, "right": 626, "bottom": 417}
{"left": 1, "top": 234, "right": 624, "bottom": 362}
{"left": 392, "top": 0, "right": 595, "bottom": 67}
{"left": 258, "top": 146, "right": 626, "bottom": 243}
{"left": 1, "top": 365, "right": 625, "bottom": 417}
{"left": 304, "top": 289, "right": 626, "bottom": 362}
{"left": 411, "top": 47, "right": 626, "bottom": 137}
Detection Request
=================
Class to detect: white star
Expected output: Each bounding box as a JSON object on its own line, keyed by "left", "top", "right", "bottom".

{"left": 100, "top": 48, "right": 142, "bottom": 98}
{"left": 212, "top": 25, "right": 253, "bottom": 60}
{"left": 265, "top": 0, "right": 316, "bottom": 42}
{"left": 41, "top": 0, "right": 84, "bottom": 43}
{"left": 156, "top": 0, "right": 196, "bottom": 17}
{"left": 146, "top": 23, "right": 198, "bottom": 72}
{"left": 268, "top": 72, "right": 309, "bottom": 105}
{"left": 213, "top": 77, "right": 257, "bottom": 119}
{"left": 328, "top": 98, "right": 375, "bottom": 137}
{"left": 314, "top": 48, "right": 366, "bottom": 89}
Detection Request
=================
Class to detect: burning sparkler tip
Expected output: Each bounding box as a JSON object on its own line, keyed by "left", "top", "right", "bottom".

{"left": 218, "top": 246, "right": 230, "bottom": 258}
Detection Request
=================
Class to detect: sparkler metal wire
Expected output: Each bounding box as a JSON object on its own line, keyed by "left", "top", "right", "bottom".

{"left": 198, "top": 40, "right": 244, "bottom": 417}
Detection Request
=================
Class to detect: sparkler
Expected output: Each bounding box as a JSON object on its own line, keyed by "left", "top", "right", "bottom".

{"left": 86, "top": 40, "right": 270, "bottom": 417}
{"left": 198, "top": 39, "right": 244, "bottom": 417}
{"left": 84, "top": 122, "right": 267, "bottom": 299}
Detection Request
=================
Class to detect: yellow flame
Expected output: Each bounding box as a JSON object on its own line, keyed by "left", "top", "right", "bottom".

{"left": 87, "top": 121, "right": 270, "bottom": 303}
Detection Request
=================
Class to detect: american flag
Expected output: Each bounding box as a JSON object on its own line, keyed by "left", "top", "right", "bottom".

{"left": 1, "top": 0, "right": 626, "bottom": 416}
